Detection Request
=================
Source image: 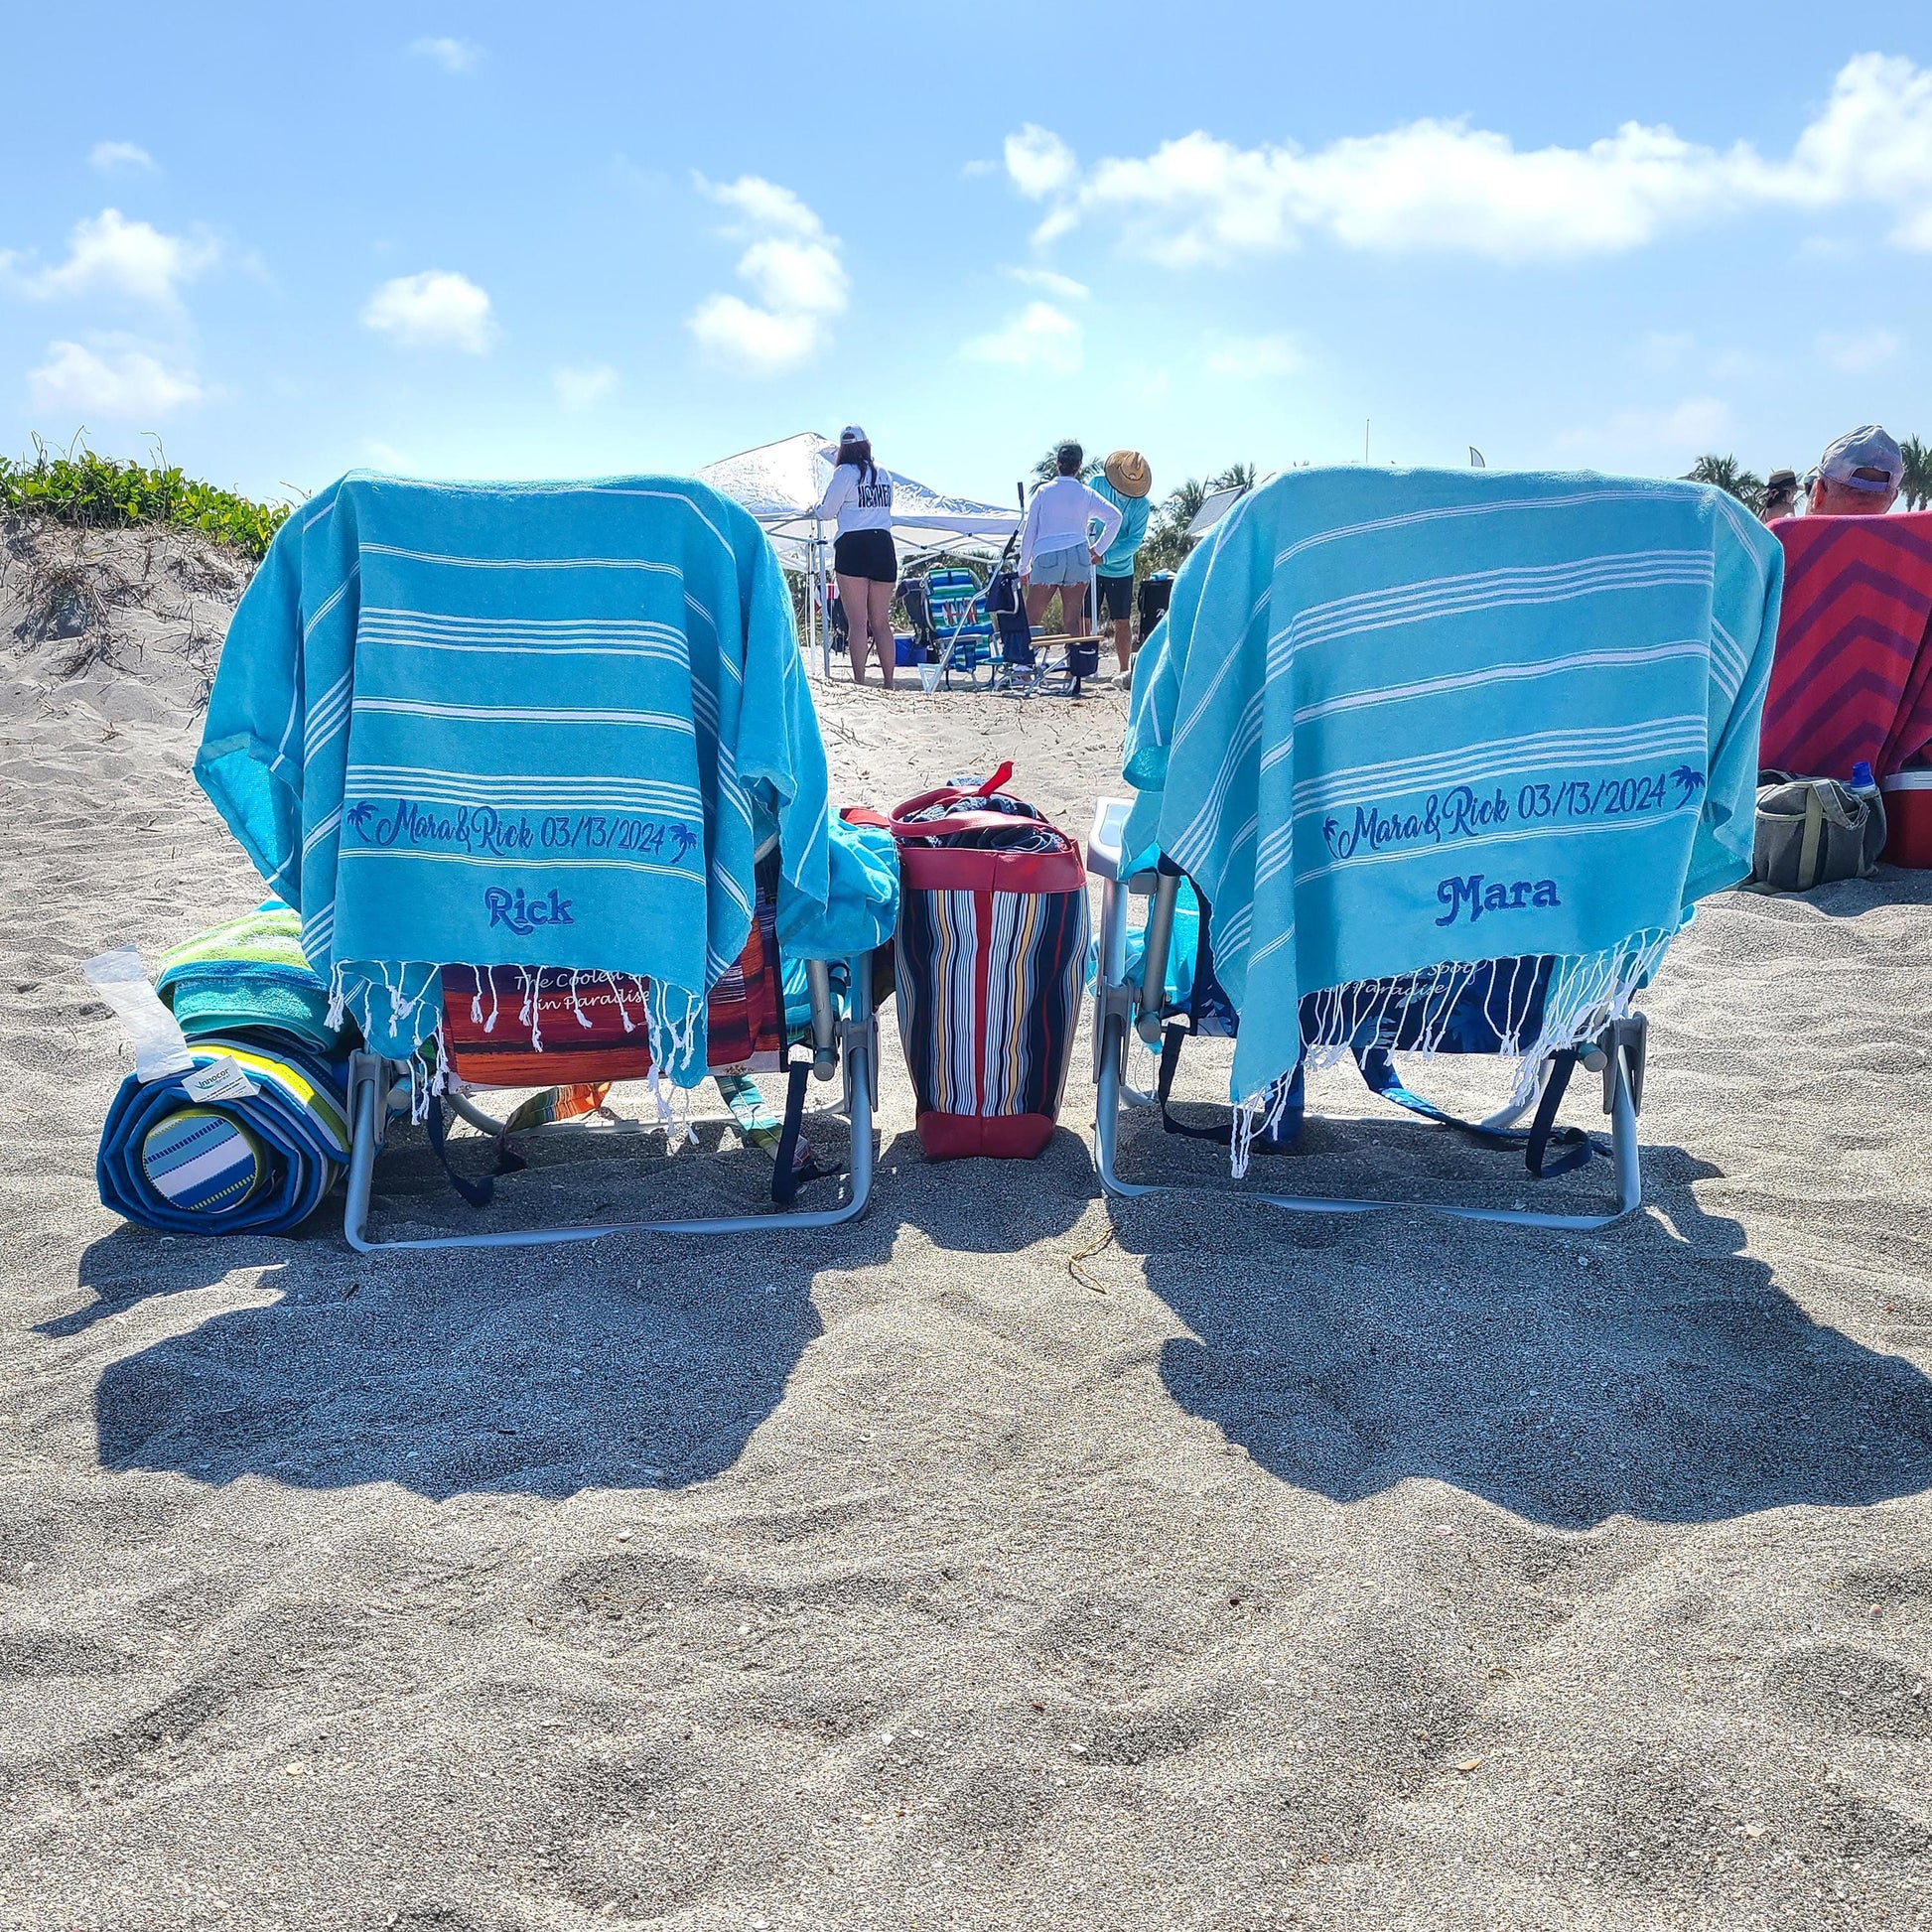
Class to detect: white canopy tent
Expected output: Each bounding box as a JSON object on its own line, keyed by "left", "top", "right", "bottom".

{"left": 698, "top": 431, "right": 1022, "bottom": 675}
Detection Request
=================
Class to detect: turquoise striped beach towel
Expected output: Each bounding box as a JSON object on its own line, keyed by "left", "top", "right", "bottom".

{"left": 196, "top": 474, "right": 829, "bottom": 1083}
{"left": 1122, "top": 468, "right": 1783, "bottom": 1148}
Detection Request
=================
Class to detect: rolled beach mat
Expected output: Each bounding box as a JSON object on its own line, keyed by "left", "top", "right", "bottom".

{"left": 140, "top": 1107, "right": 270, "bottom": 1215}
{"left": 97, "top": 1034, "right": 350, "bottom": 1235}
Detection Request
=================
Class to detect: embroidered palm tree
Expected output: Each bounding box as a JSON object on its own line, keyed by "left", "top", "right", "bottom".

{"left": 1670, "top": 764, "right": 1707, "bottom": 802}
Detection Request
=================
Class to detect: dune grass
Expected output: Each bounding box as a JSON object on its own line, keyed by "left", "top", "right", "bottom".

{"left": 0, "top": 440, "right": 290, "bottom": 560}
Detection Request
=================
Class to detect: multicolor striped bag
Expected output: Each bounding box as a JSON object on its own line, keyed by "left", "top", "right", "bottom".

{"left": 853, "top": 765, "right": 1088, "bottom": 1159}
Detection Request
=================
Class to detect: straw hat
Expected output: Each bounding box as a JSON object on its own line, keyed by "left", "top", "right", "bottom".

{"left": 1104, "top": 450, "right": 1153, "bottom": 498}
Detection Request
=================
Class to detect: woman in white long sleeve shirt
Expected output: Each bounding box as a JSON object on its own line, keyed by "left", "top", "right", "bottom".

{"left": 814, "top": 424, "right": 898, "bottom": 688}
{"left": 1021, "top": 441, "right": 1122, "bottom": 633}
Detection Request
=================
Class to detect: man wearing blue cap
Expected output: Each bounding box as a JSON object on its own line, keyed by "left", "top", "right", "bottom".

{"left": 1806, "top": 425, "right": 1902, "bottom": 517}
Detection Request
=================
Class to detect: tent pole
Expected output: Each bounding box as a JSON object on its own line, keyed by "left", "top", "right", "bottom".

{"left": 814, "top": 523, "right": 829, "bottom": 680}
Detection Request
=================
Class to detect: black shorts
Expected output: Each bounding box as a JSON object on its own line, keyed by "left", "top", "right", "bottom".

{"left": 834, "top": 528, "right": 897, "bottom": 583}
{"left": 1095, "top": 572, "right": 1133, "bottom": 621}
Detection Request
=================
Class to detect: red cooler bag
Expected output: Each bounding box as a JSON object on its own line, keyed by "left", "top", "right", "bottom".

{"left": 855, "top": 765, "right": 1088, "bottom": 1159}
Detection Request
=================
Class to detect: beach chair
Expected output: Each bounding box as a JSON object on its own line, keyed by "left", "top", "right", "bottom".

{"left": 919, "top": 567, "right": 998, "bottom": 689}
{"left": 986, "top": 563, "right": 1101, "bottom": 699}
{"left": 1758, "top": 509, "right": 1932, "bottom": 784}
{"left": 1087, "top": 803, "right": 1643, "bottom": 1228}
{"left": 193, "top": 470, "right": 892, "bottom": 1254}
{"left": 1087, "top": 467, "right": 1783, "bottom": 1229}
{"left": 340, "top": 910, "right": 881, "bottom": 1252}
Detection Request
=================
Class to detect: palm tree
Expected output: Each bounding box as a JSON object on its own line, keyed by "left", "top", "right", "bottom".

{"left": 1208, "top": 463, "right": 1257, "bottom": 494}
{"left": 1683, "top": 454, "right": 1765, "bottom": 514}
{"left": 1164, "top": 477, "right": 1208, "bottom": 527}
{"left": 1898, "top": 435, "right": 1932, "bottom": 511}
{"left": 1031, "top": 442, "right": 1101, "bottom": 484}
{"left": 1139, "top": 477, "right": 1207, "bottom": 576}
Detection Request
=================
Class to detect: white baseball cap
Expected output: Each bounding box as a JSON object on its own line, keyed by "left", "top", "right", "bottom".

{"left": 1814, "top": 424, "right": 1902, "bottom": 494}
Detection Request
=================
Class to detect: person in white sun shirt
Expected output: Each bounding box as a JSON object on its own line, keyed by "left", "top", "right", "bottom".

{"left": 814, "top": 424, "right": 898, "bottom": 688}
{"left": 1020, "top": 441, "right": 1122, "bottom": 635}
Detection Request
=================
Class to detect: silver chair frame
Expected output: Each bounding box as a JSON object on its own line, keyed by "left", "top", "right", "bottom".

{"left": 342, "top": 951, "right": 880, "bottom": 1251}
{"left": 1086, "top": 800, "right": 1645, "bottom": 1229}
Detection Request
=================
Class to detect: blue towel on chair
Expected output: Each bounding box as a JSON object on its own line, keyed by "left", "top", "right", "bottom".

{"left": 1122, "top": 467, "right": 1782, "bottom": 1139}
{"left": 195, "top": 473, "right": 830, "bottom": 1083}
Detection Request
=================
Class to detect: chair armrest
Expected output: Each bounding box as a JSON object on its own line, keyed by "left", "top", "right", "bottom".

{"left": 1087, "top": 797, "right": 1133, "bottom": 882}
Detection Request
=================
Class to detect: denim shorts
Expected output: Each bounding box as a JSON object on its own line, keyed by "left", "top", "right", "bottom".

{"left": 1030, "top": 542, "right": 1090, "bottom": 587}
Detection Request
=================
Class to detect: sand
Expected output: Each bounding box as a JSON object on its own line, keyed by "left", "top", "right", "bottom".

{"left": 4, "top": 514, "right": 1932, "bottom": 1929}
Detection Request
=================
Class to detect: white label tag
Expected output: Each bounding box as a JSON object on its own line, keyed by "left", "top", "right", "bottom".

{"left": 183, "top": 1058, "right": 260, "bottom": 1104}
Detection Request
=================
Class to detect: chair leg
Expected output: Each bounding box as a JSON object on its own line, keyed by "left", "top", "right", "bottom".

{"left": 1608, "top": 1032, "right": 1642, "bottom": 1216}
{"left": 1094, "top": 1011, "right": 1155, "bottom": 1200}
{"left": 341, "top": 1054, "right": 384, "bottom": 1254}
{"left": 1090, "top": 1015, "right": 1647, "bottom": 1230}
{"left": 339, "top": 952, "right": 882, "bottom": 1251}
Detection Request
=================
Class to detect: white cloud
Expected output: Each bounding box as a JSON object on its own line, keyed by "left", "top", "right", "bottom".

{"left": 27, "top": 340, "right": 203, "bottom": 417}
{"left": 1554, "top": 396, "right": 1735, "bottom": 474}
{"left": 689, "top": 296, "right": 824, "bottom": 375}
{"left": 737, "top": 236, "right": 847, "bottom": 315}
{"left": 2, "top": 208, "right": 216, "bottom": 307}
{"left": 553, "top": 360, "right": 619, "bottom": 409}
{"left": 961, "top": 302, "right": 1083, "bottom": 375}
{"left": 698, "top": 174, "right": 826, "bottom": 240}
{"left": 410, "top": 36, "right": 483, "bottom": 73}
{"left": 1816, "top": 327, "right": 1904, "bottom": 373}
{"left": 1787, "top": 53, "right": 1932, "bottom": 247}
{"left": 361, "top": 270, "right": 494, "bottom": 352}
{"left": 1005, "top": 264, "right": 1089, "bottom": 299}
{"left": 1005, "top": 125, "right": 1078, "bottom": 201}
{"left": 1008, "top": 53, "right": 1932, "bottom": 266}
{"left": 687, "top": 177, "right": 847, "bottom": 374}
{"left": 1204, "top": 333, "right": 1304, "bottom": 378}
{"left": 88, "top": 141, "right": 154, "bottom": 174}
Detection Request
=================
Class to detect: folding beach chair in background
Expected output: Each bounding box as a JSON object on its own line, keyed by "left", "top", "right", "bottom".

{"left": 917, "top": 566, "right": 998, "bottom": 690}
{"left": 1087, "top": 466, "right": 1785, "bottom": 1228}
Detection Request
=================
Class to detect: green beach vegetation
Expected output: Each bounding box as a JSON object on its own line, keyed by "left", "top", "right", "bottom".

{"left": 0, "top": 439, "right": 291, "bottom": 560}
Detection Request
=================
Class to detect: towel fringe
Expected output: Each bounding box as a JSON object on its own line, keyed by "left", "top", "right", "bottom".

{"left": 645, "top": 981, "right": 702, "bottom": 1084}
{"left": 1230, "top": 925, "right": 1672, "bottom": 1167}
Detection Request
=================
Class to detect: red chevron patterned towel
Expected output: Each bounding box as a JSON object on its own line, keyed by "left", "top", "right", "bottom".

{"left": 1760, "top": 511, "right": 1932, "bottom": 780}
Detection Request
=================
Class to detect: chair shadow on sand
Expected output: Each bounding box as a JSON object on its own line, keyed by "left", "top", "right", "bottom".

{"left": 1117, "top": 1136, "right": 1932, "bottom": 1532}
{"left": 62, "top": 1118, "right": 1091, "bottom": 1504}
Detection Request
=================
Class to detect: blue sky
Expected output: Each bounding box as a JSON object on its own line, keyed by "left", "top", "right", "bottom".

{"left": 4, "top": 3, "right": 1930, "bottom": 508}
